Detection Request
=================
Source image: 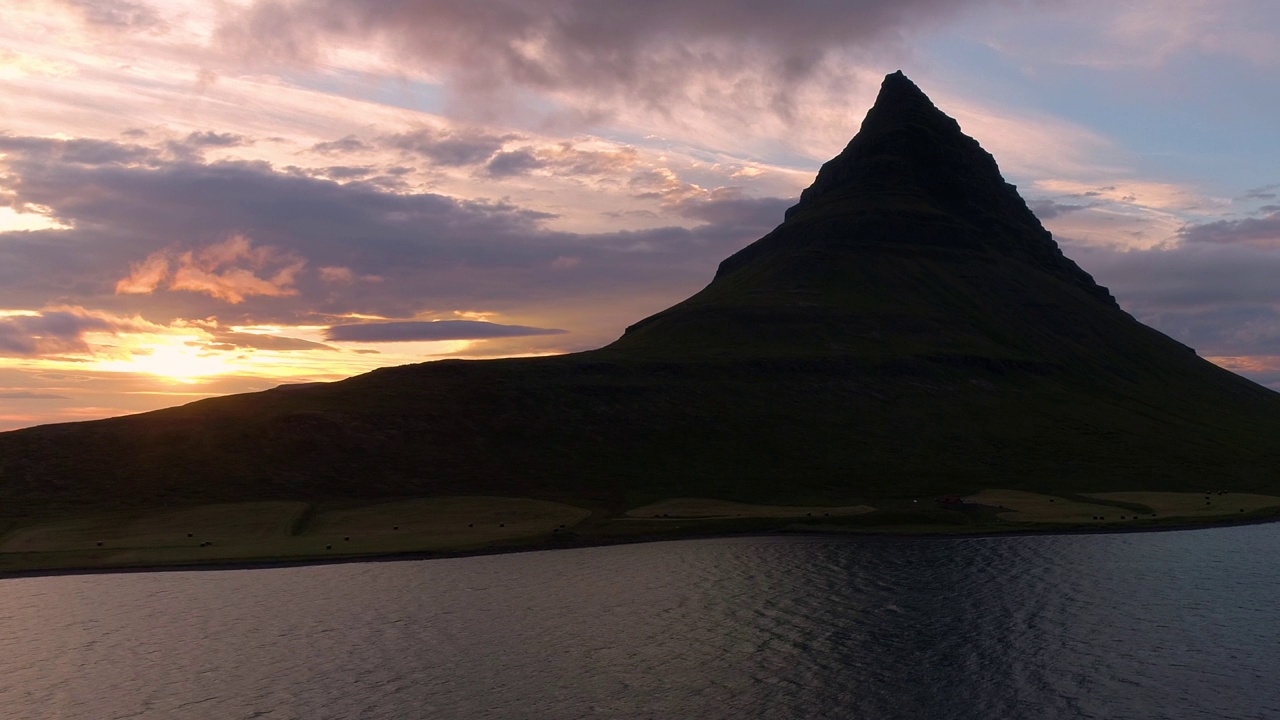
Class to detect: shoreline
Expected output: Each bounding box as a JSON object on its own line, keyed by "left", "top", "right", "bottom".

{"left": 4, "top": 510, "right": 1280, "bottom": 581}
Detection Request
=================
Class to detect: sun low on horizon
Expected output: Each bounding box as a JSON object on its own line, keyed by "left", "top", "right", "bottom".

{"left": 0, "top": 302, "right": 547, "bottom": 431}
{"left": 3, "top": 0, "right": 1280, "bottom": 432}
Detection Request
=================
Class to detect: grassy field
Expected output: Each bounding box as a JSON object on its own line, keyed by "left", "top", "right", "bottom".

{"left": 1083, "top": 491, "right": 1280, "bottom": 518}
{"left": 0, "top": 502, "right": 309, "bottom": 553}
{"left": 4, "top": 490, "right": 1280, "bottom": 575}
{"left": 304, "top": 496, "right": 592, "bottom": 547}
{"left": 0, "top": 497, "right": 593, "bottom": 574}
{"left": 964, "top": 489, "right": 1280, "bottom": 525}
{"left": 626, "top": 498, "right": 875, "bottom": 519}
{"left": 963, "top": 490, "right": 1135, "bottom": 524}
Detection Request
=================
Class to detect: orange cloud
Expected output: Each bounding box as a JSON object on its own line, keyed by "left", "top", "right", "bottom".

{"left": 116, "top": 252, "right": 171, "bottom": 294}
{"left": 115, "top": 234, "right": 305, "bottom": 303}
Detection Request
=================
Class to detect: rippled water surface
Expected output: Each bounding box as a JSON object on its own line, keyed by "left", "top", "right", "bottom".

{"left": 3, "top": 525, "right": 1279, "bottom": 719}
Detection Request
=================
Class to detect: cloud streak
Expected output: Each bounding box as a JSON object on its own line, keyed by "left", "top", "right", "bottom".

{"left": 0, "top": 390, "right": 70, "bottom": 399}
{"left": 325, "top": 320, "right": 567, "bottom": 343}
{"left": 1178, "top": 213, "right": 1280, "bottom": 249}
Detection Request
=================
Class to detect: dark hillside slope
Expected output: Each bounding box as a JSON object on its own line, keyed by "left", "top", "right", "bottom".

{"left": 2, "top": 72, "right": 1278, "bottom": 511}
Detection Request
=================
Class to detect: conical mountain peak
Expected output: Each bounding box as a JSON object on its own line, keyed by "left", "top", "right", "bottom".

{"left": 612, "top": 71, "right": 1119, "bottom": 356}
{"left": 722, "top": 70, "right": 1116, "bottom": 301}
{"left": 784, "top": 70, "right": 971, "bottom": 218}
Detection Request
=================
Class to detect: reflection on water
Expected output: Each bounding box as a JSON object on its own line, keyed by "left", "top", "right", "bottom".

{"left": 2, "top": 526, "right": 1279, "bottom": 719}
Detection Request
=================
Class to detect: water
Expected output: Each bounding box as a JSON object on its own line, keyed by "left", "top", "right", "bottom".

{"left": 2, "top": 525, "right": 1279, "bottom": 719}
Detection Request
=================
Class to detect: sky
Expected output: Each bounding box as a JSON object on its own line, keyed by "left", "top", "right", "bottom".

{"left": 2, "top": 0, "right": 1280, "bottom": 431}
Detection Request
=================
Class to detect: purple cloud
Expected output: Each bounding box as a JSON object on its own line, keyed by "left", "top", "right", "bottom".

{"left": 1026, "top": 198, "right": 1092, "bottom": 220}
{"left": 381, "top": 127, "right": 515, "bottom": 166}
{"left": 485, "top": 149, "right": 546, "bottom": 177}
{"left": 203, "top": 332, "right": 337, "bottom": 352}
{"left": 1240, "top": 184, "right": 1279, "bottom": 201}
{"left": 670, "top": 194, "right": 793, "bottom": 231}
{"left": 1178, "top": 213, "right": 1280, "bottom": 248}
{"left": 58, "top": 0, "right": 166, "bottom": 30}
{"left": 182, "top": 131, "right": 252, "bottom": 148}
{"left": 325, "top": 320, "right": 567, "bottom": 342}
{"left": 323, "top": 165, "right": 376, "bottom": 180}
{"left": 0, "top": 311, "right": 125, "bottom": 357}
{"left": 216, "top": 0, "right": 1001, "bottom": 124}
{"left": 0, "top": 135, "right": 154, "bottom": 166}
{"left": 310, "top": 135, "right": 373, "bottom": 155}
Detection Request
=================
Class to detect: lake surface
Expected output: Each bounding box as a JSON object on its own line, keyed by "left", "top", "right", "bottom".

{"left": 2, "top": 525, "right": 1279, "bottom": 719}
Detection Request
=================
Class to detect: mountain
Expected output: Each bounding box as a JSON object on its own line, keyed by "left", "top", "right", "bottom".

{"left": 3, "top": 72, "right": 1279, "bottom": 515}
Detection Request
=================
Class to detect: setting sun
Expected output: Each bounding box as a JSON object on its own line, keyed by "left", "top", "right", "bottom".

{"left": 95, "top": 341, "right": 235, "bottom": 383}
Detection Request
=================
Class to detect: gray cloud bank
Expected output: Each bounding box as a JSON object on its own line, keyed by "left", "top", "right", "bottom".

{"left": 0, "top": 310, "right": 132, "bottom": 357}
{"left": 1178, "top": 212, "right": 1280, "bottom": 248}
{"left": 217, "top": 0, "right": 1013, "bottom": 124}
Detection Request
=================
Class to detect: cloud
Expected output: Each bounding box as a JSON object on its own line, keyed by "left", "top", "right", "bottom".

{"left": 485, "top": 142, "right": 639, "bottom": 178}
{"left": 668, "top": 191, "right": 792, "bottom": 232}
{"left": 325, "top": 320, "right": 567, "bottom": 342}
{"left": 115, "top": 252, "right": 171, "bottom": 294}
{"left": 163, "top": 131, "right": 256, "bottom": 162}
{"left": 485, "top": 149, "right": 545, "bottom": 178}
{"left": 57, "top": 0, "right": 166, "bottom": 31}
{"left": 1026, "top": 198, "right": 1093, "bottom": 220}
{"left": 974, "top": 0, "right": 1280, "bottom": 72}
{"left": 1240, "top": 184, "right": 1279, "bottom": 201}
{"left": 626, "top": 167, "right": 793, "bottom": 232}
{"left": 0, "top": 135, "right": 154, "bottom": 167}
{"left": 1177, "top": 213, "right": 1280, "bottom": 248}
{"left": 310, "top": 135, "right": 372, "bottom": 155}
{"left": 202, "top": 331, "right": 336, "bottom": 352}
{"left": 1033, "top": 179, "right": 1204, "bottom": 211}
{"left": 317, "top": 266, "right": 381, "bottom": 284}
{"left": 216, "top": 0, "right": 1006, "bottom": 129}
{"left": 382, "top": 126, "right": 516, "bottom": 166}
{"left": 0, "top": 391, "right": 70, "bottom": 400}
{"left": 0, "top": 308, "right": 144, "bottom": 357}
{"left": 323, "top": 165, "right": 376, "bottom": 180}
{"left": 116, "top": 234, "right": 306, "bottom": 303}
{"left": 0, "top": 136, "right": 559, "bottom": 319}
{"left": 181, "top": 131, "right": 252, "bottom": 149}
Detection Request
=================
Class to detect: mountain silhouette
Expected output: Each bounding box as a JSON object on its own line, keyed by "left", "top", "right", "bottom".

{"left": 2, "top": 72, "right": 1278, "bottom": 513}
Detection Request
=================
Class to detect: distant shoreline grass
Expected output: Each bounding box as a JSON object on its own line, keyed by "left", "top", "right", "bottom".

{"left": 3, "top": 493, "right": 1280, "bottom": 579}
